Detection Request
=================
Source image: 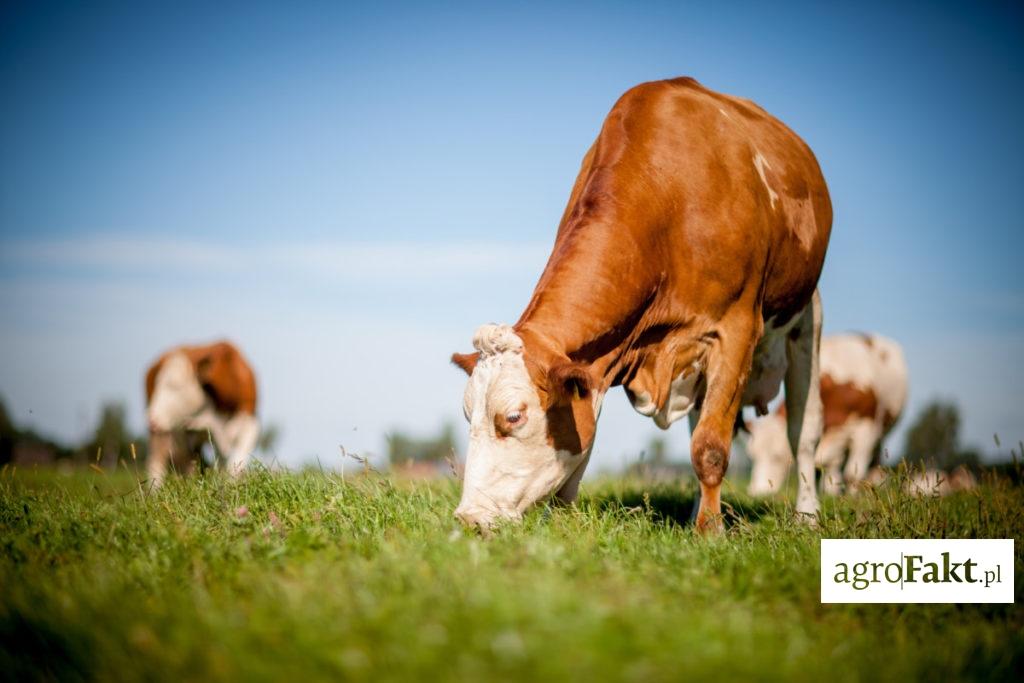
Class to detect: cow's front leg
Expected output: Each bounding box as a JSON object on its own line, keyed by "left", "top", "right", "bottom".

{"left": 147, "top": 431, "right": 173, "bottom": 488}
{"left": 690, "top": 313, "right": 759, "bottom": 534}
{"left": 784, "top": 289, "right": 824, "bottom": 522}
{"left": 222, "top": 413, "right": 260, "bottom": 477}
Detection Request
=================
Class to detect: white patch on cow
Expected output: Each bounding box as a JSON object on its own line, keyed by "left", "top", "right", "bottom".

{"left": 744, "top": 313, "right": 801, "bottom": 414}
{"left": 864, "top": 335, "right": 908, "bottom": 430}
{"left": 787, "top": 290, "right": 823, "bottom": 520}
{"left": 746, "top": 413, "right": 791, "bottom": 495}
{"left": 188, "top": 408, "right": 260, "bottom": 477}
{"left": 454, "top": 324, "right": 593, "bottom": 530}
{"left": 818, "top": 335, "right": 875, "bottom": 389}
{"left": 147, "top": 352, "right": 207, "bottom": 431}
{"left": 653, "top": 362, "right": 701, "bottom": 429}
{"left": 842, "top": 417, "right": 882, "bottom": 484}
{"left": 628, "top": 390, "right": 657, "bottom": 417}
{"left": 223, "top": 412, "right": 260, "bottom": 476}
{"left": 752, "top": 150, "right": 779, "bottom": 209}
{"left": 718, "top": 107, "right": 732, "bottom": 120}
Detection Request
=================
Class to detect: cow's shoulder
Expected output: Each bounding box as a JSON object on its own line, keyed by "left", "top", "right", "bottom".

{"left": 144, "top": 351, "right": 173, "bottom": 405}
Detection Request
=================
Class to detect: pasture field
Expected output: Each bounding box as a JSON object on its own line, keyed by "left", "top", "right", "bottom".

{"left": 1, "top": 466, "right": 1021, "bottom": 682}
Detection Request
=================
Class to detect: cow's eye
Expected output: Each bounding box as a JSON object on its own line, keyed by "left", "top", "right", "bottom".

{"left": 494, "top": 405, "right": 528, "bottom": 436}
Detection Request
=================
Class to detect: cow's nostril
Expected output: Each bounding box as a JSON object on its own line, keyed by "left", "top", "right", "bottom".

{"left": 454, "top": 506, "right": 492, "bottom": 532}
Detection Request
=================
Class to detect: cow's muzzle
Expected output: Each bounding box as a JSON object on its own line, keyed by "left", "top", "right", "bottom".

{"left": 454, "top": 504, "right": 520, "bottom": 534}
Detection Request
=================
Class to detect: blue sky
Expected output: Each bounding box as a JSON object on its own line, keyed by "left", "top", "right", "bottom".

{"left": 1, "top": 1, "right": 1021, "bottom": 470}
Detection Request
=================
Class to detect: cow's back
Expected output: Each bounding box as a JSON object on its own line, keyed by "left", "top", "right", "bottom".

{"left": 559, "top": 78, "right": 832, "bottom": 325}
{"left": 146, "top": 340, "right": 258, "bottom": 415}
{"left": 520, "top": 78, "right": 833, "bottom": 427}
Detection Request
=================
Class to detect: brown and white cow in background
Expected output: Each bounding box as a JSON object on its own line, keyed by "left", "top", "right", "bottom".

{"left": 145, "top": 340, "right": 259, "bottom": 486}
{"left": 746, "top": 333, "right": 907, "bottom": 496}
{"left": 451, "top": 77, "right": 832, "bottom": 532}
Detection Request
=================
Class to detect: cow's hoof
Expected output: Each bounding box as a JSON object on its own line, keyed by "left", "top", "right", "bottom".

{"left": 694, "top": 511, "right": 725, "bottom": 535}
{"left": 795, "top": 510, "right": 820, "bottom": 528}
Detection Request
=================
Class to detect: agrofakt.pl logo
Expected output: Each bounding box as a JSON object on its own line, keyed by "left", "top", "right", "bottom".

{"left": 821, "top": 539, "right": 1014, "bottom": 603}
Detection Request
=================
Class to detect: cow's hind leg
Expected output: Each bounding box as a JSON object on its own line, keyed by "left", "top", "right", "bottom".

{"left": 843, "top": 419, "right": 881, "bottom": 488}
{"left": 817, "top": 430, "right": 848, "bottom": 496}
{"left": 690, "top": 313, "right": 760, "bottom": 534}
{"left": 784, "top": 289, "right": 824, "bottom": 522}
{"left": 223, "top": 413, "right": 260, "bottom": 477}
{"left": 171, "top": 432, "right": 202, "bottom": 477}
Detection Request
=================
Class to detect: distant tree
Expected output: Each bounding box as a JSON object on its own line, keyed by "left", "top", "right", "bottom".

{"left": 257, "top": 423, "right": 280, "bottom": 454}
{"left": 953, "top": 448, "right": 983, "bottom": 471}
{"left": 386, "top": 423, "right": 456, "bottom": 465}
{"left": 644, "top": 436, "right": 668, "bottom": 466}
{"left": 83, "top": 402, "right": 145, "bottom": 468}
{"left": 902, "top": 400, "right": 979, "bottom": 470}
{"left": 0, "top": 397, "right": 15, "bottom": 465}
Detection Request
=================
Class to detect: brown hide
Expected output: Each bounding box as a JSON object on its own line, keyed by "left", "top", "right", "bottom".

{"left": 778, "top": 372, "right": 879, "bottom": 430}
{"left": 820, "top": 375, "right": 878, "bottom": 431}
{"left": 508, "top": 77, "right": 831, "bottom": 439}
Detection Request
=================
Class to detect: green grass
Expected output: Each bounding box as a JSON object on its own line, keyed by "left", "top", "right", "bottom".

{"left": 1, "top": 466, "right": 1021, "bottom": 682}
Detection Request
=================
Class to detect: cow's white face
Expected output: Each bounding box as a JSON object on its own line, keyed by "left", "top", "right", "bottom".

{"left": 147, "top": 352, "right": 207, "bottom": 432}
{"left": 452, "top": 324, "right": 595, "bottom": 531}
{"left": 746, "top": 414, "right": 792, "bottom": 496}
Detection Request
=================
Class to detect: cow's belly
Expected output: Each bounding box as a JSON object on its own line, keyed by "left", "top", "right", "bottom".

{"left": 742, "top": 314, "right": 801, "bottom": 414}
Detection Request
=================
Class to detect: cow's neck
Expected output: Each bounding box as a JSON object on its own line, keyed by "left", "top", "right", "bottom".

{"left": 514, "top": 221, "right": 660, "bottom": 392}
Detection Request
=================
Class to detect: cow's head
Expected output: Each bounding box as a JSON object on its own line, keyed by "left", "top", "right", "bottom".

{"left": 745, "top": 414, "right": 792, "bottom": 496}
{"left": 451, "top": 324, "right": 598, "bottom": 530}
{"left": 146, "top": 351, "right": 208, "bottom": 433}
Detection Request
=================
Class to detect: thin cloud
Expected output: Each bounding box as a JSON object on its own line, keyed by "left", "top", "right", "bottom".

{"left": 0, "top": 236, "right": 551, "bottom": 284}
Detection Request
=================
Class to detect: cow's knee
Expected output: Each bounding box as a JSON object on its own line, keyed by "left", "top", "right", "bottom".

{"left": 691, "top": 430, "right": 729, "bottom": 487}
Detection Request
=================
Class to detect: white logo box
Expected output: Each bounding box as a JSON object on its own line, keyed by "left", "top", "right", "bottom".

{"left": 821, "top": 539, "right": 1015, "bottom": 603}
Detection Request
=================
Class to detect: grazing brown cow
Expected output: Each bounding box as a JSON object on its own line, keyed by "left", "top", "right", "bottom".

{"left": 451, "top": 77, "right": 832, "bottom": 532}
{"left": 747, "top": 333, "right": 908, "bottom": 495}
{"left": 144, "top": 340, "right": 259, "bottom": 486}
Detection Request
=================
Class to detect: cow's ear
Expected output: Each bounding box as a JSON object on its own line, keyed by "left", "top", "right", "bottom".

{"left": 451, "top": 352, "right": 479, "bottom": 376}
{"left": 545, "top": 361, "right": 597, "bottom": 452}
{"left": 547, "top": 361, "right": 592, "bottom": 404}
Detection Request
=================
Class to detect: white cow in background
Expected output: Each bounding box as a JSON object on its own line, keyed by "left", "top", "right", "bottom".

{"left": 747, "top": 333, "right": 908, "bottom": 495}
